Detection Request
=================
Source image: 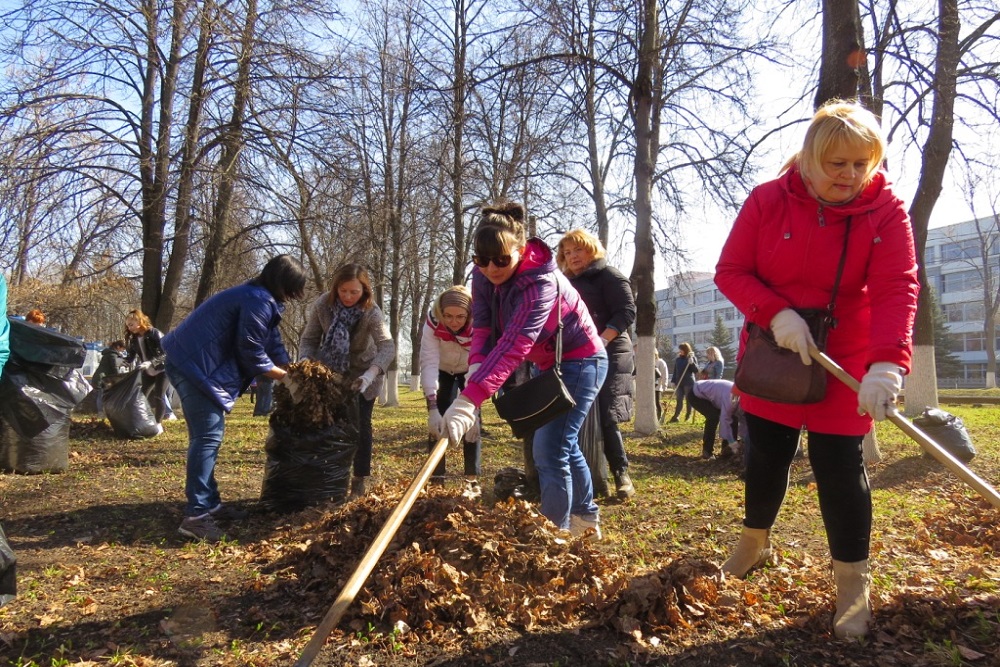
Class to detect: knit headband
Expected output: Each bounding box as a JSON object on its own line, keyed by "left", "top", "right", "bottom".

{"left": 439, "top": 289, "right": 471, "bottom": 313}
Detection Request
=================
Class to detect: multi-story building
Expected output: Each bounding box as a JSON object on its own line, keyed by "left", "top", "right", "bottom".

{"left": 923, "top": 216, "right": 999, "bottom": 384}
{"left": 656, "top": 217, "right": 999, "bottom": 386}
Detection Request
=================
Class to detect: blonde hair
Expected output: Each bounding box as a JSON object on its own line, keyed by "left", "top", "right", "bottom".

{"left": 782, "top": 100, "right": 886, "bottom": 187}
{"left": 707, "top": 346, "right": 723, "bottom": 363}
{"left": 556, "top": 229, "right": 606, "bottom": 275}
{"left": 125, "top": 308, "right": 152, "bottom": 334}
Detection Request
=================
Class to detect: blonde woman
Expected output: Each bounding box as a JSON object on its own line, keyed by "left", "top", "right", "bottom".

{"left": 557, "top": 229, "right": 637, "bottom": 499}
{"left": 715, "top": 100, "right": 918, "bottom": 638}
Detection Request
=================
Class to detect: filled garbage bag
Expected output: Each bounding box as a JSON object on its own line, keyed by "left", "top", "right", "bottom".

{"left": 259, "top": 421, "right": 357, "bottom": 513}
{"left": 0, "top": 363, "right": 90, "bottom": 473}
{"left": 0, "top": 523, "right": 15, "bottom": 607}
{"left": 102, "top": 369, "right": 161, "bottom": 439}
{"left": 7, "top": 318, "right": 86, "bottom": 376}
{"left": 913, "top": 407, "right": 976, "bottom": 463}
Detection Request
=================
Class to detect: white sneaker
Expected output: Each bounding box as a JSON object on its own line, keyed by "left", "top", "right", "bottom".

{"left": 569, "top": 514, "right": 602, "bottom": 540}
{"left": 165, "top": 413, "right": 178, "bottom": 421}
{"left": 460, "top": 480, "right": 482, "bottom": 500}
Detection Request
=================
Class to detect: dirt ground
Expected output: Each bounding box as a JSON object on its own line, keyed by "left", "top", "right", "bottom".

{"left": 1, "top": 394, "right": 998, "bottom": 667}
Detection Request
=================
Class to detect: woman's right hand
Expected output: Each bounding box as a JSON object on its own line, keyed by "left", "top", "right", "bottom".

{"left": 428, "top": 409, "right": 444, "bottom": 438}
{"left": 770, "top": 309, "right": 815, "bottom": 365}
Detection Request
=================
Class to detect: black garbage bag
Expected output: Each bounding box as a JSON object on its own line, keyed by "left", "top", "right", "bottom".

{"left": 0, "top": 363, "right": 90, "bottom": 473}
{"left": 0, "top": 523, "right": 14, "bottom": 607}
{"left": 493, "top": 466, "right": 530, "bottom": 502}
{"left": 102, "top": 369, "right": 161, "bottom": 439}
{"left": 259, "top": 420, "right": 358, "bottom": 513}
{"left": 8, "top": 318, "right": 86, "bottom": 376}
{"left": 913, "top": 407, "right": 976, "bottom": 463}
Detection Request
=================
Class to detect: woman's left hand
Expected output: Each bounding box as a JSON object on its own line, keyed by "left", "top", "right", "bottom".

{"left": 352, "top": 367, "right": 379, "bottom": 393}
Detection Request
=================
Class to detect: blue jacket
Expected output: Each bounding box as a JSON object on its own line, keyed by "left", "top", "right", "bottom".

{"left": 0, "top": 274, "right": 8, "bottom": 375}
{"left": 162, "top": 282, "right": 290, "bottom": 412}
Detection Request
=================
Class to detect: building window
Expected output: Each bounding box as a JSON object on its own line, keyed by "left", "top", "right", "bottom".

{"left": 693, "top": 330, "right": 712, "bottom": 345}
{"left": 942, "top": 269, "right": 983, "bottom": 293}
{"left": 924, "top": 246, "right": 936, "bottom": 265}
{"left": 694, "top": 310, "right": 714, "bottom": 325}
{"left": 940, "top": 239, "right": 980, "bottom": 262}
{"left": 962, "top": 331, "right": 985, "bottom": 352}
{"left": 674, "top": 313, "right": 692, "bottom": 328}
{"left": 964, "top": 363, "right": 986, "bottom": 380}
{"left": 695, "top": 290, "right": 714, "bottom": 305}
{"left": 715, "top": 306, "right": 735, "bottom": 321}
{"left": 943, "top": 301, "right": 984, "bottom": 322}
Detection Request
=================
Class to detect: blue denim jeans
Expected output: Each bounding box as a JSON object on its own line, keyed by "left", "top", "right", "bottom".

{"left": 533, "top": 353, "right": 608, "bottom": 530}
{"left": 166, "top": 363, "right": 226, "bottom": 517}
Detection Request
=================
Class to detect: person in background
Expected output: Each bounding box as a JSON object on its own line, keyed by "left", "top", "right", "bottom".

{"left": 163, "top": 254, "right": 306, "bottom": 542}
{"left": 419, "top": 285, "right": 481, "bottom": 499}
{"left": 91, "top": 339, "right": 128, "bottom": 415}
{"left": 714, "top": 100, "right": 919, "bottom": 639}
{"left": 557, "top": 228, "right": 637, "bottom": 499}
{"left": 124, "top": 308, "right": 175, "bottom": 422}
{"left": 688, "top": 379, "right": 740, "bottom": 460}
{"left": 701, "top": 346, "right": 724, "bottom": 379}
{"left": 0, "top": 275, "right": 8, "bottom": 376}
{"left": 299, "top": 263, "right": 395, "bottom": 499}
{"left": 668, "top": 342, "right": 699, "bottom": 422}
{"left": 24, "top": 309, "right": 46, "bottom": 326}
{"left": 655, "top": 349, "right": 669, "bottom": 423}
{"left": 441, "top": 202, "right": 608, "bottom": 538}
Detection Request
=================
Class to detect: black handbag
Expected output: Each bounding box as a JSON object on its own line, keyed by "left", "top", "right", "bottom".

{"left": 734, "top": 217, "right": 851, "bottom": 404}
{"left": 492, "top": 278, "right": 576, "bottom": 438}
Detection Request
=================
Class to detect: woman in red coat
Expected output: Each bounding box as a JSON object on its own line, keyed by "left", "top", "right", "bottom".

{"left": 715, "top": 100, "right": 919, "bottom": 639}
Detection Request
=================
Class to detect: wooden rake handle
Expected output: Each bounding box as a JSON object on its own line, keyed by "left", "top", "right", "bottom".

{"left": 809, "top": 345, "right": 1000, "bottom": 510}
{"left": 294, "top": 436, "right": 452, "bottom": 667}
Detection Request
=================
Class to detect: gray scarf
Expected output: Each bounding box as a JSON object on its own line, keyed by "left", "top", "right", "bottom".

{"left": 319, "top": 302, "right": 363, "bottom": 373}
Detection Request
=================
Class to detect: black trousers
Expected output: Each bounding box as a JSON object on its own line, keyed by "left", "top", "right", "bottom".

{"left": 742, "top": 412, "right": 871, "bottom": 562}
{"left": 428, "top": 371, "right": 481, "bottom": 478}
{"left": 687, "top": 392, "right": 720, "bottom": 453}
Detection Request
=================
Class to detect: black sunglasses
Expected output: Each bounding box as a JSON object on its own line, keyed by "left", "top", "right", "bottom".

{"left": 472, "top": 254, "right": 513, "bottom": 268}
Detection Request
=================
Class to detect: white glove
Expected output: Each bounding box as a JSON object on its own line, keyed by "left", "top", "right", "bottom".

{"left": 770, "top": 308, "right": 814, "bottom": 366}
{"left": 428, "top": 409, "right": 444, "bottom": 438}
{"left": 279, "top": 374, "right": 305, "bottom": 403}
{"left": 464, "top": 410, "right": 481, "bottom": 443}
{"left": 857, "top": 362, "right": 902, "bottom": 421}
{"left": 352, "top": 367, "right": 379, "bottom": 394}
{"left": 442, "top": 395, "right": 477, "bottom": 446}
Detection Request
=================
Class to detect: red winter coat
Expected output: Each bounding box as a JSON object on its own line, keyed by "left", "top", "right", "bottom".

{"left": 715, "top": 166, "right": 919, "bottom": 435}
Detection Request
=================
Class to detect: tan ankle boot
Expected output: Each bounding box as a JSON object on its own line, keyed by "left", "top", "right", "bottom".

{"left": 721, "top": 527, "right": 772, "bottom": 578}
{"left": 833, "top": 559, "right": 871, "bottom": 639}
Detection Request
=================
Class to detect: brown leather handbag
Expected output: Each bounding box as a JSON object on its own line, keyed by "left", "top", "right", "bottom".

{"left": 734, "top": 217, "right": 851, "bottom": 404}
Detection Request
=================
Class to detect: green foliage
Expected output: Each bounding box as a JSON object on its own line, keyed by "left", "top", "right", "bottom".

{"left": 709, "top": 314, "right": 737, "bottom": 378}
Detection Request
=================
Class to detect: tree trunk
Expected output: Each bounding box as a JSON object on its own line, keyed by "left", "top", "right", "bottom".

{"left": 815, "top": 0, "right": 865, "bottom": 106}
{"left": 630, "top": 0, "right": 659, "bottom": 437}
{"left": 905, "top": 0, "right": 959, "bottom": 415}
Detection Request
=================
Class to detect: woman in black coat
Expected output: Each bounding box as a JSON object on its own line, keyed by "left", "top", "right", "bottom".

{"left": 558, "top": 229, "right": 637, "bottom": 499}
{"left": 669, "top": 342, "right": 699, "bottom": 422}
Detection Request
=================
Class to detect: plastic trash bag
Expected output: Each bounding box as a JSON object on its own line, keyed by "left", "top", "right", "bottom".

{"left": 913, "top": 407, "right": 976, "bottom": 463}
{"left": 0, "top": 363, "right": 90, "bottom": 473}
{"left": 259, "top": 421, "right": 358, "bottom": 513}
{"left": 7, "top": 318, "right": 86, "bottom": 375}
{"left": 493, "top": 466, "right": 530, "bottom": 502}
{"left": 0, "top": 523, "right": 15, "bottom": 607}
{"left": 102, "top": 369, "right": 161, "bottom": 439}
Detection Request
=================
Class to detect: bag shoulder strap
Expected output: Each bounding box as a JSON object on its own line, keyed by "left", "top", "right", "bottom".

{"left": 827, "top": 216, "right": 852, "bottom": 316}
{"left": 553, "top": 277, "right": 564, "bottom": 371}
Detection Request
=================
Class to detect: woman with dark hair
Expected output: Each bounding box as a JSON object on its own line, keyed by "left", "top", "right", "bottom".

{"left": 557, "top": 228, "right": 637, "bottom": 499}
{"left": 163, "top": 254, "right": 306, "bottom": 542}
{"left": 124, "top": 308, "right": 174, "bottom": 421}
{"left": 299, "top": 262, "right": 395, "bottom": 499}
{"left": 442, "top": 202, "right": 608, "bottom": 538}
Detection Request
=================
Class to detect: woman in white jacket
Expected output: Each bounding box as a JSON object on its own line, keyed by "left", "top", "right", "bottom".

{"left": 420, "top": 286, "right": 481, "bottom": 498}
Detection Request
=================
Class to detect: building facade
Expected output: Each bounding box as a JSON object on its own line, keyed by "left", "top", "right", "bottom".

{"left": 655, "top": 217, "right": 999, "bottom": 386}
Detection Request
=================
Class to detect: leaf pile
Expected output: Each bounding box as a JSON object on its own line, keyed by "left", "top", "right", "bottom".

{"left": 918, "top": 491, "right": 999, "bottom": 551}
{"left": 277, "top": 487, "right": 629, "bottom": 642}
{"left": 271, "top": 359, "right": 354, "bottom": 429}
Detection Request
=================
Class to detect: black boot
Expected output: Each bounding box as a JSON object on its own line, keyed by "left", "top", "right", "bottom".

{"left": 612, "top": 468, "right": 635, "bottom": 499}
{"left": 701, "top": 444, "right": 713, "bottom": 459}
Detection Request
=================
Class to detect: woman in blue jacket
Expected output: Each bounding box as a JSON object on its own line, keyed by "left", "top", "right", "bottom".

{"left": 163, "top": 255, "right": 306, "bottom": 542}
